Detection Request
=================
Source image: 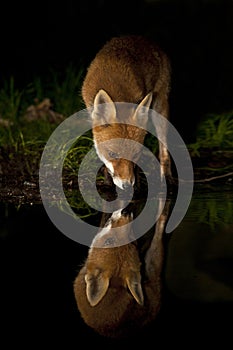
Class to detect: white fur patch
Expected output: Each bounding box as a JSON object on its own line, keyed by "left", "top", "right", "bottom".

{"left": 114, "top": 176, "right": 135, "bottom": 190}
{"left": 94, "top": 141, "right": 114, "bottom": 175}
{"left": 111, "top": 208, "right": 123, "bottom": 221}
{"left": 104, "top": 159, "right": 114, "bottom": 175}
{"left": 90, "top": 221, "right": 112, "bottom": 248}
{"left": 112, "top": 176, "right": 125, "bottom": 190}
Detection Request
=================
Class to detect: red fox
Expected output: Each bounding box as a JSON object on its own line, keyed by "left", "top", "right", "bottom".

{"left": 81, "top": 35, "right": 172, "bottom": 190}
{"left": 73, "top": 199, "right": 171, "bottom": 338}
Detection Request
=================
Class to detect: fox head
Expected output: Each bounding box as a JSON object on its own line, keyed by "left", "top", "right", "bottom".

{"left": 91, "top": 89, "right": 153, "bottom": 190}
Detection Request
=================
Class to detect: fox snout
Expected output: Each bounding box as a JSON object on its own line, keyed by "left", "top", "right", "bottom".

{"left": 107, "top": 159, "right": 135, "bottom": 190}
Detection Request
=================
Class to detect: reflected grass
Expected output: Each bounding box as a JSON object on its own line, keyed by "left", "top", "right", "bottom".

{"left": 189, "top": 186, "right": 233, "bottom": 230}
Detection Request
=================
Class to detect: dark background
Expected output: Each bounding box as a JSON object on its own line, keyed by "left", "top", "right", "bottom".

{"left": 1, "top": 1, "right": 233, "bottom": 346}
{"left": 0, "top": 0, "right": 233, "bottom": 142}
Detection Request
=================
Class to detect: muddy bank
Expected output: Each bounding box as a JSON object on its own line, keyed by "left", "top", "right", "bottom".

{"left": 0, "top": 147, "right": 232, "bottom": 206}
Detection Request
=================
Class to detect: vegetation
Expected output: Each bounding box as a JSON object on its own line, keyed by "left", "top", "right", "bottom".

{"left": 187, "top": 111, "right": 233, "bottom": 179}
{"left": 0, "top": 64, "right": 86, "bottom": 176}
{"left": 188, "top": 111, "right": 233, "bottom": 154}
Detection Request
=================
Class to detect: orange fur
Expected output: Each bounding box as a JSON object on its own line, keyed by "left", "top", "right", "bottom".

{"left": 81, "top": 35, "right": 172, "bottom": 189}
{"left": 82, "top": 35, "right": 170, "bottom": 107}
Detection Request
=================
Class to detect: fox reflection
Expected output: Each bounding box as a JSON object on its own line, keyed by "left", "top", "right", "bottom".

{"left": 73, "top": 201, "right": 170, "bottom": 338}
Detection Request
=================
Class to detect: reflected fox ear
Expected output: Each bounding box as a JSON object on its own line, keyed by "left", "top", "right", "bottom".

{"left": 85, "top": 272, "right": 109, "bottom": 307}
{"left": 92, "top": 89, "right": 116, "bottom": 125}
{"left": 132, "top": 92, "right": 153, "bottom": 129}
{"left": 126, "top": 271, "right": 144, "bottom": 306}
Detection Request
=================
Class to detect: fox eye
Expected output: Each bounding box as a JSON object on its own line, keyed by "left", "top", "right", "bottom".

{"left": 108, "top": 151, "right": 118, "bottom": 159}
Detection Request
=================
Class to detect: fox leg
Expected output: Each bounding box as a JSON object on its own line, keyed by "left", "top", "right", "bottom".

{"left": 158, "top": 140, "right": 172, "bottom": 180}
{"left": 144, "top": 197, "right": 171, "bottom": 285}
{"left": 151, "top": 98, "right": 173, "bottom": 184}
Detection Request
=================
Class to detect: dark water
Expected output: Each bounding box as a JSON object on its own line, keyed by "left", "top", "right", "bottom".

{"left": 1, "top": 183, "right": 233, "bottom": 347}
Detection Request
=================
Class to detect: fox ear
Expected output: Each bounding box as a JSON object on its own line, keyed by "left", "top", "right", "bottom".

{"left": 132, "top": 92, "right": 153, "bottom": 129}
{"left": 85, "top": 271, "right": 109, "bottom": 307}
{"left": 92, "top": 89, "right": 116, "bottom": 125}
{"left": 126, "top": 271, "right": 144, "bottom": 306}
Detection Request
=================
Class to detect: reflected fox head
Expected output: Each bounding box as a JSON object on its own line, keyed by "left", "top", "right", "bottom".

{"left": 91, "top": 89, "right": 152, "bottom": 190}
{"left": 75, "top": 208, "right": 144, "bottom": 307}
{"left": 73, "top": 199, "right": 168, "bottom": 338}
{"left": 73, "top": 208, "right": 145, "bottom": 337}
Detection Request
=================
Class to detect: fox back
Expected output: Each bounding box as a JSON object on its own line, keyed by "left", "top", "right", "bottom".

{"left": 81, "top": 35, "right": 172, "bottom": 190}
{"left": 82, "top": 35, "right": 170, "bottom": 107}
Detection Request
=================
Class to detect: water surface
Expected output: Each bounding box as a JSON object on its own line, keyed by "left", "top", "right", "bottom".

{"left": 1, "top": 183, "right": 232, "bottom": 346}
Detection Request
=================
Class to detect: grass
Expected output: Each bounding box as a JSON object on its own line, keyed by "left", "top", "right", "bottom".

{"left": 0, "top": 64, "right": 86, "bottom": 176}
{"left": 188, "top": 111, "right": 233, "bottom": 155}
{"left": 186, "top": 111, "right": 233, "bottom": 178}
